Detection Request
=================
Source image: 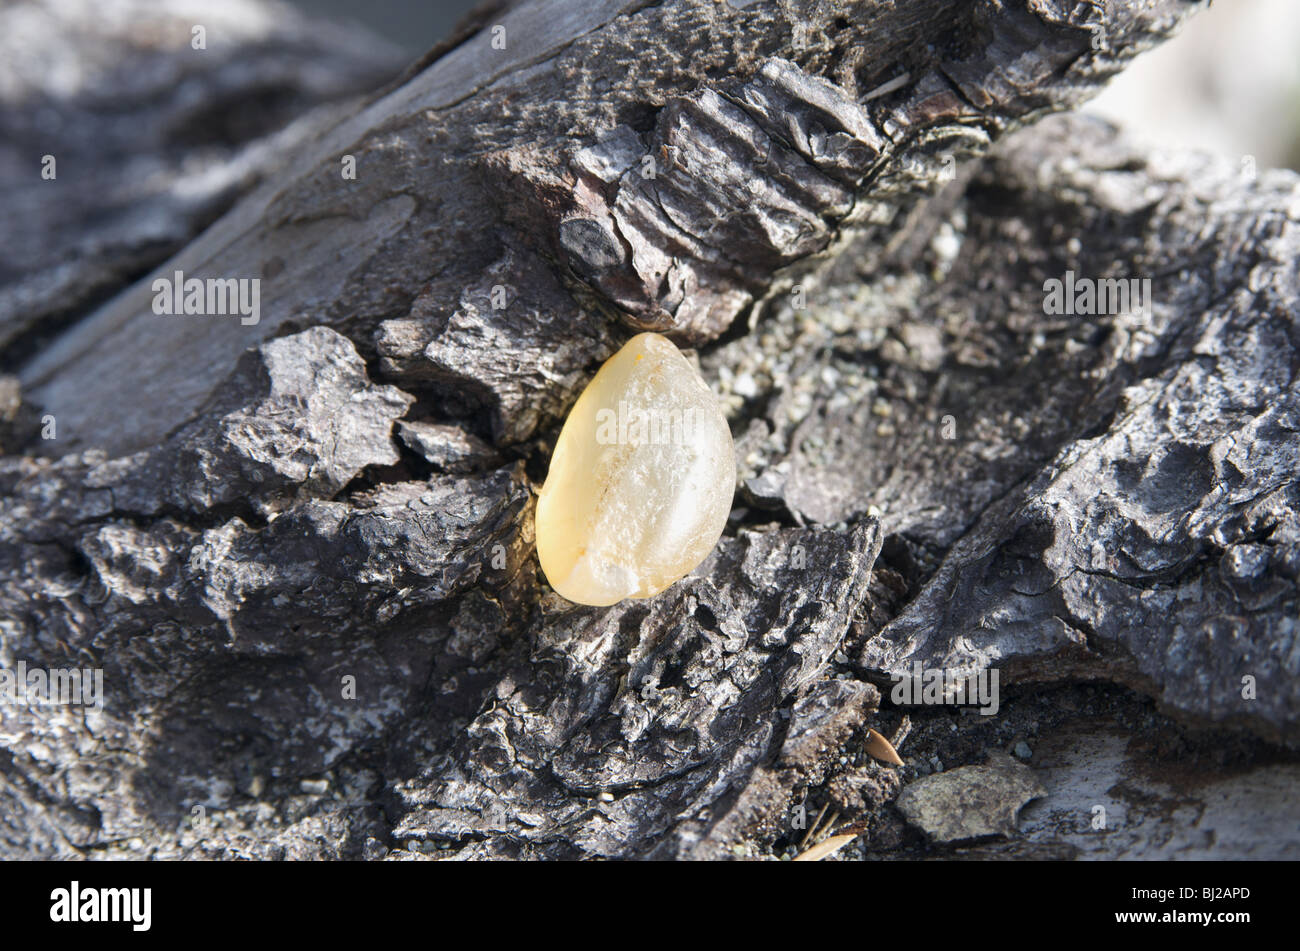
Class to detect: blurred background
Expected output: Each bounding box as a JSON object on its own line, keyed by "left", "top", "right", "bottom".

{"left": 290, "top": 0, "right": 1300, "bottom": 172}
{"left": 1088, "top": 0, "right": 1300, "bottom": 171}
{"left": 291, "top": 0, "right": 477, "bottom": 54}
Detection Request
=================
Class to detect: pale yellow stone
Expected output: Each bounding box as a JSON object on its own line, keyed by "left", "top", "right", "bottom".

{"left": 536, "top": 332, "right": 736, "bottom": 606}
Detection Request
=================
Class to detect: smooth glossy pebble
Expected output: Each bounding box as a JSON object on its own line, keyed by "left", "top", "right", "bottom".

{"left": 535, "top": 332, "right": 736, "bottom": 606}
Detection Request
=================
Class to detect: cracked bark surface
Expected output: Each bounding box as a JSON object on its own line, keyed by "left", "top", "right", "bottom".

{"left": 2, "top": 0, "right": 1298, "bottom": 860}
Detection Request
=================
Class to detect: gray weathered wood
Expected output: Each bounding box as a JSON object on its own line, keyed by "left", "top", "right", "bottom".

{"left": 7, "top": 0, "right": 1300, "bottom": 861}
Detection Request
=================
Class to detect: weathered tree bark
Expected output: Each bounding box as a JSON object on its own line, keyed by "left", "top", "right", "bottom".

{"left": 2, "top": 0, "right": 1298, "bottom": 860}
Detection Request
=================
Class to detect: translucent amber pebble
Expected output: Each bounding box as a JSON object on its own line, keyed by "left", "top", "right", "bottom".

{"left": 536, "top": 332, "right": 736, "bottom": 606}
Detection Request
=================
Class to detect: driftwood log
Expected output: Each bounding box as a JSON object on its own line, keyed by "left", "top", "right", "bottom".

{"left": 2, "top": 0, "right": 1298, "bottom": 859}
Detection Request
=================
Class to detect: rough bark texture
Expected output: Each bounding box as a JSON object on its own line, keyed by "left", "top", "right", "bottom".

{"left": 2, "top": 0, "right": 1298, "bottom": 860}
